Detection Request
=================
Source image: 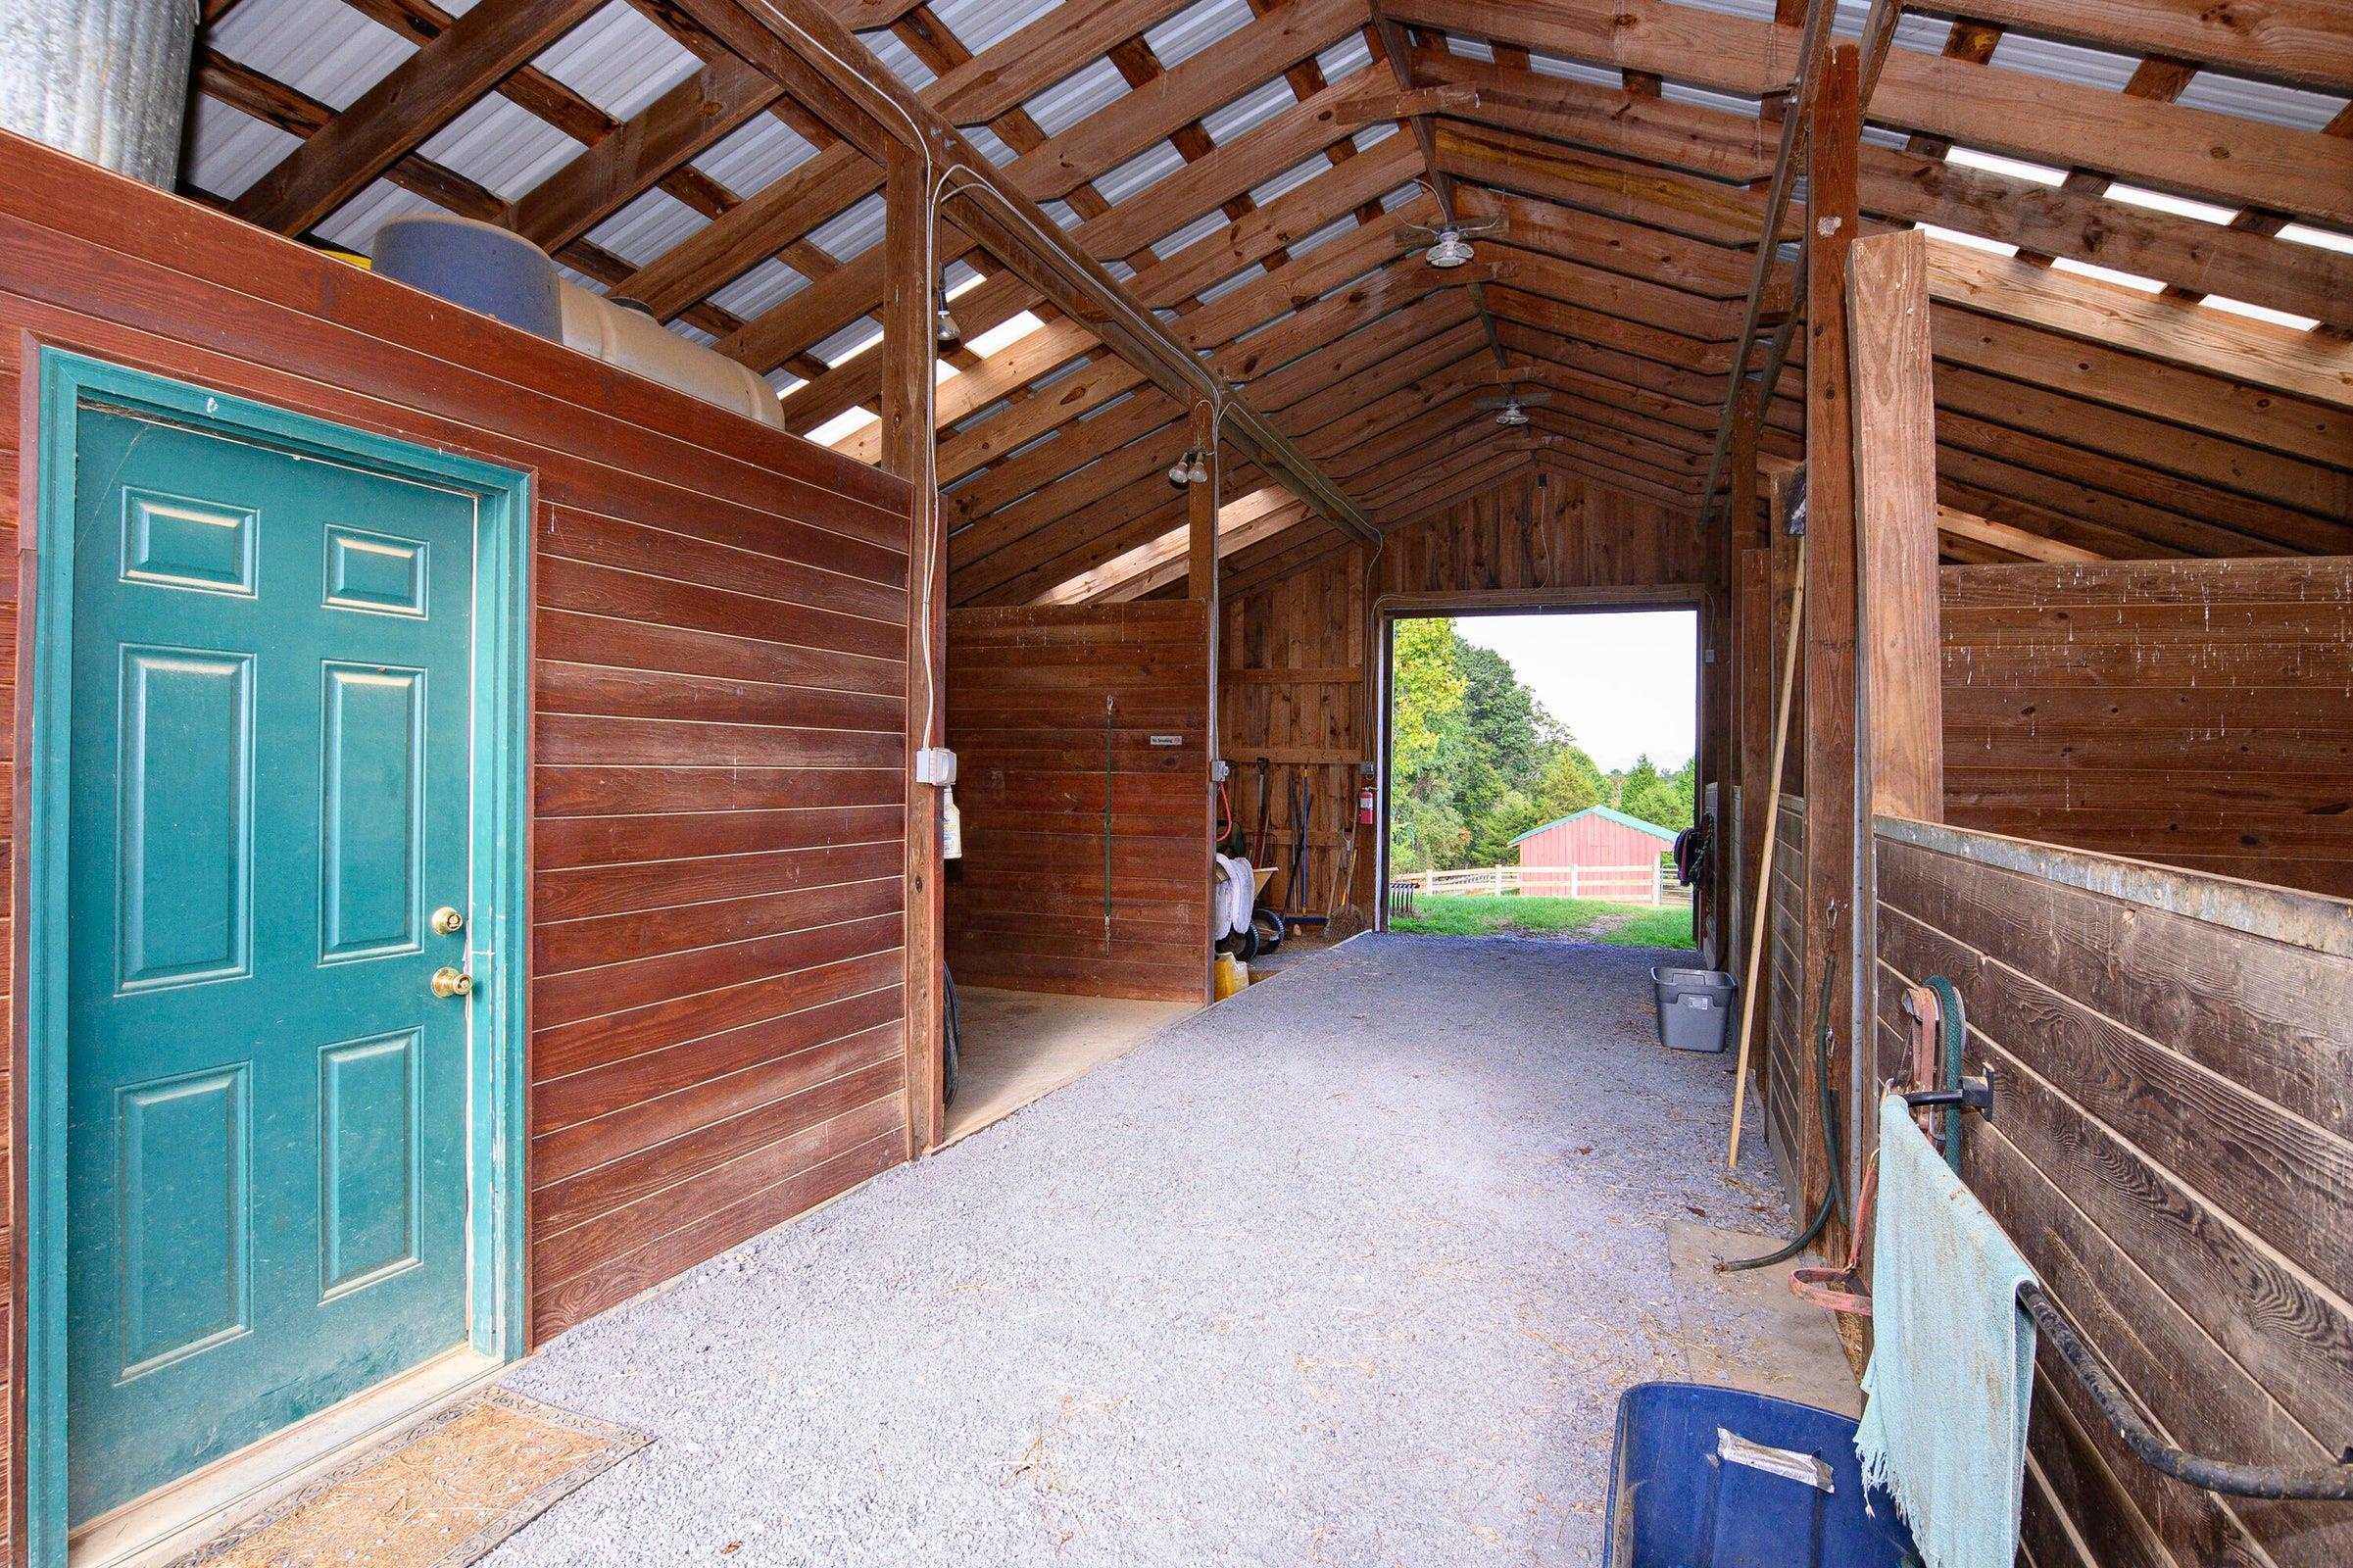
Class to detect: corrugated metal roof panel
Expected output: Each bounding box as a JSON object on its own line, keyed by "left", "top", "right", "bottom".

{"left": 693, "top": 115, "right": 819, "bottom": 200}
{"left": 1096, "top": 139, "right": 1187, "bottom": 207}
{"left": 2174, "top": 72, "right": 2346, "bottom": 132}
{"left": 1317, "top": 33, "right": 1373, "bottom": 82}
{"left": 809, "top": 192, "right": 888, "bottom": 261}
{"left": 927, "top": 0, "right": 1063, "bottom": 59}
{"left": 209, "top": 0, "right": 413, "bottom": 114}
{"left": 710, "top": 259, "right": 810, "bottom": 319}
{"left": 185, "top": 97, "right": 301, "bottom": 201}
{"left": 417, "top": 93, "right": 580, "bottom": 202}
{"left": 588, "top": 187, "right": 706, "bottom": 269}
{"left": 858, "top": 28, "right": 937, "bottom": 93}
{"left": 1203, "top": 77, "right": 1298, "bottom": 144}
{"left": 1026, "top": 57, "right": 1128, "bottom": 137}
{"left": 528, "top": 2, "right": 701, "bottom": 121}
{"left": 1147, "top": 0, "right": 1253, "bottom": 70}
{"left": 319, "top": 178, "right": 435, "bottom": 252}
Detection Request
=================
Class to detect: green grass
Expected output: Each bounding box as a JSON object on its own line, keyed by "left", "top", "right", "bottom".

{"left": 1390, "top": 894, "right": 1695, "bottom": 949}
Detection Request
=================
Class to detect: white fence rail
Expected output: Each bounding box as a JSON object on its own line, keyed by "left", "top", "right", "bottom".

{"left": 1398, "top": 862, "right": 1680, "bottom": 906}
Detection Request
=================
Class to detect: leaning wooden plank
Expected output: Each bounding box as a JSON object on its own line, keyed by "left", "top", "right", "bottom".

{"left": 1927, "top": 238, "right": 2353, "bottom": 412}
{"left": 232, "top": 0, "right": 608, "bottom": 234}
{"left": 1937, "top": 506, "right": 2106, "bottom": 564}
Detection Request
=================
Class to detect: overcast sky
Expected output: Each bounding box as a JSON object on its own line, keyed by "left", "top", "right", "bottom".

{"left": 1450, "top": 610, "right": 1697, "bottom": 772}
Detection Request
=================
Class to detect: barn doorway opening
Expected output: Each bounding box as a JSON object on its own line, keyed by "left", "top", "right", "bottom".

{"left": 1382, "top": 608, "right": 1698, "bottom": 948}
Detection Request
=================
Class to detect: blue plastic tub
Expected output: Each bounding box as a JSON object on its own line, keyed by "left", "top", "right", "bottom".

{"left": 1603, "top": 1383, "right": 1922, "bottom": 1568}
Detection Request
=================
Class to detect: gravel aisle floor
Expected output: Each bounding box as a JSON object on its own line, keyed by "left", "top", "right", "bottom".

{"left": 492, "top": 935, "right": 1794, "bottom": 1568}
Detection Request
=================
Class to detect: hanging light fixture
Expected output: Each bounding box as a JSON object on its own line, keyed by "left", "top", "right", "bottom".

{"left": 935, "top": 304, "right": 960, "bottom": 346}
{"left": 1186, "top": 451, "right": 1210, "bottom": 484}
{"left": 1168, "top": 449, "right": 1199, "bottom": 485}
{"left": 1495, "top": 396, "right": 1530, "bottom": 427}
{"left": 1424, "top": 226, "right": 1476, "bottom": 268}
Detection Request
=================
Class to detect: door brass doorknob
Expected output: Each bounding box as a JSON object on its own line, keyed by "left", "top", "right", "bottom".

{"left": 430, "top": 906, "right": 465, "bottom": 936}
{"left": 431, "top": 966, "right": 473, "bottom": 999}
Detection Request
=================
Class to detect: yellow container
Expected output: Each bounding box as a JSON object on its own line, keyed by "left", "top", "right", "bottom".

{"left": 1214, "top": 952, "right": 1249, "bottom": 1000}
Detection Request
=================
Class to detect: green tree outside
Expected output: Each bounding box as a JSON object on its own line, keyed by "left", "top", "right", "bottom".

{"left": 1388, "top": 617, "right": 1692, "bottom": 874}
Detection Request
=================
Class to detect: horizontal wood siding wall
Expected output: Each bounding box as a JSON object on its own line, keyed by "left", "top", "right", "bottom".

{"left": 1873, "top": 821, "right": 2353, "bottom": 1568}
{"left": 1221, "top": 470, "right": 1705, "bottom": 928}
{"left": 1940, "top": 557, "right": 2353, "bottom": 898}
{"left": 0, "top": 134, "right": 914, "bottom": 1404}
{"left": 946, "top": 602, "right": 1210, "bottom": 1002}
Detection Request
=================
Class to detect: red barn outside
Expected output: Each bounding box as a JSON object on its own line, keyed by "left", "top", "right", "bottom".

{"left": 1508, "top": 806, "right": 1679, "bottom": 904}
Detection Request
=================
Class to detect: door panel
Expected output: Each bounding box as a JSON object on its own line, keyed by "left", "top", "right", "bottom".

{"left": 67, "top": 407, "right": 479, "bottom": 1525}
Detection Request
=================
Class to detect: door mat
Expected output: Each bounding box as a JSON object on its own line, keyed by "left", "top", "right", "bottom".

{"left": 173, "top": 1388, "right": 648, "bottom": 1568}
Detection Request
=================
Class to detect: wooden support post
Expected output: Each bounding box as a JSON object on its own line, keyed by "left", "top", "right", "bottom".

{"left": 1848, "top": 230, "right": 1945, "bottom": 823}
{"left": 1799, "top": 41, "right": 1861, "bottom": 1249}
{"left": 883, "top": 144, "right": 946, "bottom": 1158}
{"left": 1188, "top": 401, "right": 1220, "bottom": 602}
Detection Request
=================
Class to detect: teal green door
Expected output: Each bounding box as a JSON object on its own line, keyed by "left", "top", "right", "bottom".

{"left": 66, "top": 406, "right": 478, "bottom": 1524}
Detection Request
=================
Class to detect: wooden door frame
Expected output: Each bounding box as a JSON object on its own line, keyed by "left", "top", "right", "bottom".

{"left": 19, "top": 350, "right": 533, "bottom": 1565}
{"left": 1371, "top": 585, "right": 1707, "bottom": 932}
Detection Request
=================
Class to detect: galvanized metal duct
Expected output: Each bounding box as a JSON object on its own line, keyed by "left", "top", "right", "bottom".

{"left": 0, "top": 0, "right": 199, "bottom": 188}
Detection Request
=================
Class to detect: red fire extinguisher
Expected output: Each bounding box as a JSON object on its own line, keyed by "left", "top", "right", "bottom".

{"left": 1358, "top": 784, "right": 1376, "bottom": 826}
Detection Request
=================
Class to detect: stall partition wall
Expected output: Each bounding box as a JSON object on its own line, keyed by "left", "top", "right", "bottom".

{"left": 1220, "top": 467, "right": 1706, "bottom": 929}
{"left": 1873, "top": 819, "right": 2353, "bottom": 1568}
{"left": 944, "top": 603, "right": 1212, "bottom": 1004}
{"left": 0, "top": 131, "right": 915, "bottom": 1547}
{"left": 1939, "top": 557, "right": 2353, "bottom": 899}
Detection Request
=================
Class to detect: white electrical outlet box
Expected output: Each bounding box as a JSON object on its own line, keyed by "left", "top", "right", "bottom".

{"left": 915, "top": 746, "right": 957, "bottom": 786}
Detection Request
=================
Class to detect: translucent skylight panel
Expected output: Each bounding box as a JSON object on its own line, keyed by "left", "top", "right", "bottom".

{"left": 2279, "top": 222, "right": 2353, "bottom": 254}
{"left": 1444, "top": 36, "right": 1495, "bottom": 63}
{"left": 1920, "top": 223, "right": 2018, "bottom": 258}
{"left": 2104, "top": 184, "right": 2236, "bottom": 224}
{"left": 1040, "top": 199, "right": 1084, "bottom": 230}
{"left": 966, "top": 311, "right": 1048, "bottom": 360}
{"left": 2201, "top": 296, "right": 2321, "bottom": 329}
{"left": 808, "top": 406, "right": 879, "bottom": 447}
{"left": 1943, "top": 146, "right": 2066, "bottom": 187}
{"left": 2050, "top": 256, "right": 2163, "bottom": 292}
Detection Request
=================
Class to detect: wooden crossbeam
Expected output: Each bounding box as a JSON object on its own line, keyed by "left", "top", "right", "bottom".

{"left": 233, "top": 0, "right": 608, "bottom": 234}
